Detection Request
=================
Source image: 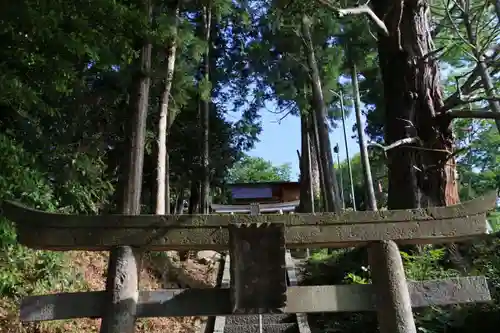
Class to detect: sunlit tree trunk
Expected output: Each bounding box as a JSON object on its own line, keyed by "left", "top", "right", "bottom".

{"left": 299, "top": 110, "right": 314, "bottom": 213}
{"left": 157, "top": 0, "right": 180, "bottom": 215}
{"left": 309, "top": 113, "right": 324, "bottom": 210}
{"left": 100, "top": 0, "right": 152, "bottom": 331}
{"left": 348, "top": 49, "right": 377, "bottom": 211}
{"left": 301, "top": 14, "right": 341, "bottom": 213}
{"left": 199, "top": 1, "right": 212, "bottom": 214}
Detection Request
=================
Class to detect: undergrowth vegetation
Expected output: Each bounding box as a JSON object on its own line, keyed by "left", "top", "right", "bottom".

{"left": 0, "top": 134, "right": 208, "bottom": 333}
{"left": 0, "top": 134, "right": 100, "bottom": 331}
{"left": 303, "top": 239, "right": 500, "bottom": 333}
{"left": 0, "top": 134, "right": 84, "bottom": 299}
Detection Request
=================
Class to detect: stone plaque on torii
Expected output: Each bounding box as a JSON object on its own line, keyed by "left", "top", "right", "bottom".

{"left": 1, "top": 192, "right": 496, "bottom": 330}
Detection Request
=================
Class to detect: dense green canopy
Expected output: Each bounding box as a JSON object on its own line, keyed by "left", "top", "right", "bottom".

{"left": 0, "top": 0, "right": 498, "bottom": 332}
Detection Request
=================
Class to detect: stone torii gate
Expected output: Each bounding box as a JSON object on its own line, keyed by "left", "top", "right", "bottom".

{"left": 1, "top": 191, "right": 496, "bottom": 333}
{"left": 210, "top": 200, "right": 306, "bottom": 333}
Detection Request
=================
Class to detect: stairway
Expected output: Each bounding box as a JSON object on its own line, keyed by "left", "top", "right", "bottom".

{"left": 224, "top": 314, "right": 299, "bottom": 333}
{"left": 223, "top": 269, "right": 300, "bottom": 333}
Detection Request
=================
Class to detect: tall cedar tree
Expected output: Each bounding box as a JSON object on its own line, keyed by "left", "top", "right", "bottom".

{"left": 372, "top": 0, "right": 460, "bottom": 208}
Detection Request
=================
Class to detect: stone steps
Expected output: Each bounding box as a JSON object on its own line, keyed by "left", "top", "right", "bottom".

{"left": 224, "top": 323, "right": 299, "bottom": 333}
{"left": 225, "top": 314, "right": 295, "bottom": 326}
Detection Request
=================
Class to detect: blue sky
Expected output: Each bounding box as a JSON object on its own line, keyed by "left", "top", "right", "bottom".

{"left": 243, "top": 101, "right": 361, "bottom": 180}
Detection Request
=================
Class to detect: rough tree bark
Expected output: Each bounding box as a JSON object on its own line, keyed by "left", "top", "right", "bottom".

{"left": 372, "top": 0, "right": 460, "bottom": 209}
{"left": 301, "top": 14, "right": 342, "bottom": 213}
{"left": 199, "top": 2, "right": 212, "bottom": 214}
{"left": 100, "top": 0, "right": 152, "bottom": 331}
{"left": 372, "top": 0, "right": 471, "bottom": 278}
{"left": 157, "top": 0, "right": 180, "bottom": 215}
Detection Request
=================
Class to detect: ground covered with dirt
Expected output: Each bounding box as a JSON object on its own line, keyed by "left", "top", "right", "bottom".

{"left": 0, "top": 250, "right": 221, "bottom": 333}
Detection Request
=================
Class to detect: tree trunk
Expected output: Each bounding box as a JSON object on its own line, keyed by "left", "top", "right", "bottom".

{"left": 149, "top": 144, "right": 158, "bottom": 213}
{"left": 457, "top": 0, "right": 500, "bottom": 132}
{"left": 301, "top": 14, "right": 341, "bottom": 213}
{"left": 309, "top": 119, "right": 321, "bottom": 203}
{"left": 156, "top": 0, "right": 180, "bottom": 215}
{"left": 477, "top": 58, "right": 500, "bottom": 132}
{"left": 372, "top": 0, "right": 460, "bottom": 209}
{"left": 349, "top": 52, "right": 377, "bottom": 211}
{"left": 174, "top": 187, "right": 185, "bottom": 214}
{"left": 299, "top": 110, "right": 314, "bottom": 213}
{"left": 199, "top": 3, "right": 212, "bottom": 214}
{"left": 100, "top": 0, "right": 152, "bottom": 331}
{"left": 303, "top": 85, "right": 322, "bottom": 206}
{"left": 309, "top": 110, "right": 326, "bottom": 211}
{"left": 372, "top": 0, "right": 469, "bottom": 275}
{"left": 189, "top": 180, "right": 200, "bottom": 214}
{"left": 182, "top": 181, "right": 200, "bottom": 261}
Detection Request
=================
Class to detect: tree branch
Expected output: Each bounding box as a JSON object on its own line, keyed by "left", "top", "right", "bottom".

{"left": 368, "top": 138, "right": 422, "bottom": 159}
{"left": 274, "top": 109, "right": 294, "bottom": 124}
{"left": 440, "top": 109, "right": 500, "bottom": 120}
{"left": 442, "top": 96, "right": 500, "bottom": 112}
{"left": 443, "top": 46, "right": 500, "bottom": 109}
{"left": 368, "top": 137, "right": 421, "bottom": 153}
{"left": 315, "top": 0, "right": 389, "bottom": 36}
{"left": 430, "top": 3, "right": 458, "bottom": 39}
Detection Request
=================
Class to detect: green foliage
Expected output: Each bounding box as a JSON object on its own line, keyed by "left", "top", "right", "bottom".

{"left": 0, "top": 134, "right": 84, "bottom": 299}
{"left": 244, "top": 0, "right": 350, "bottom": 125}
{"left": 402, "top": 247, "right": 459, "bottom": 281}
{"left": 226, "top": 155, "right": 292, "bottom": 183}
{"left": 0, "top": 1, "right": 497, "bottom": 332}
{"left": 453, "top": 119, "right": 499, "bottom": 201}
{"left": 302, "top": 243, "right": 500, "bottom": 333}
{"left": 336, "top": 152, "right": 388, "bottom": 210}
{"left": 489, "top": 211, "right": 500, "bottom": 232}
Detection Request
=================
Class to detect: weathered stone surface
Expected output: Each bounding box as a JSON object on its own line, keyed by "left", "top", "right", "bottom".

{"left": 285, "top": 250, "right": 312, "bottom": 333}
{"left": 214, "top": 254, "right": 231, "bottom": 333}
{"left": 369, "top": 241, "right": 416, "bottom": 333}
{"left": 15, "top": 213, "right": 489, "bottom": 251}
{"left": 229, "top": 223, "right": 286, "bottom": 314}
{"left": 3, "top": 191, "right": 495, "bottom": 228}
{"left": 20, "top": 278, "right": 491, "bottom": 321}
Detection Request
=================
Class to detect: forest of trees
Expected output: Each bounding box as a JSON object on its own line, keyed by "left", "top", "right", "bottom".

{"left": 0, "top": 0, "right": 498, "bottom": 332}
{"left": 227, "top": 155, "right": 293, "bottom": 183}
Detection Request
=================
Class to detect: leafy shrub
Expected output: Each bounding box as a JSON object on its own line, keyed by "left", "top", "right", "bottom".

{"left": 0, "top": 134, "right": 81, "bottom": 299}
{"left": 303, "top": 244, "right": 500, "bottom": 333}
